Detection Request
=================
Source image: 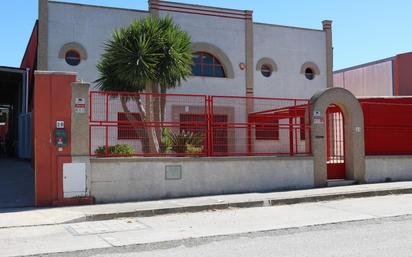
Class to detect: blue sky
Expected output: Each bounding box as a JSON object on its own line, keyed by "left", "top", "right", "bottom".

{"left": 1, "top": 0, "right": 412, "bottom": 70}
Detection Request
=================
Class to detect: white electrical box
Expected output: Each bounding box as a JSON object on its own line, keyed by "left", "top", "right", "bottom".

{"left": 63, "top": 163, "right": 86, "bottom": 198}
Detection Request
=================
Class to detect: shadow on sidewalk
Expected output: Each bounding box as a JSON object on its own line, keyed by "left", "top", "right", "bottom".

{"left": 0, "top": 158, "right": 34, "bottom": 208}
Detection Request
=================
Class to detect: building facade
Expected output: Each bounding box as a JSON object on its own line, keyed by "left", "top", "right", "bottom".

{"left": 333, "top": 52, "right": 412, "bottom": 97}
{"left": 34, "top": 0, "right": 333, "bottom": 99}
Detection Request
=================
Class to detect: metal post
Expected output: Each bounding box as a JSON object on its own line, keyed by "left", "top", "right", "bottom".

{"left": 105, "top": 93, "right": 109, "bottom": 156}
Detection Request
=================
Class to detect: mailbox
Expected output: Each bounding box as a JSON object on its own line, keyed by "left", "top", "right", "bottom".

{"left": 55, "top": 128, "right": 67, "bottom": 147}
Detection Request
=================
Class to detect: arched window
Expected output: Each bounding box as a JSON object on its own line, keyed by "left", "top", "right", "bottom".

{"left": 58, "top": 42, "right": 88, "bottom": 66}
{"left": 260, "top": 64, "right": 272, "bottom": 77}
{"left": 256, "top": 57, "right": 277, "bottom": 78}
{"left": 300, "top": 62, "right": 320, "bottom": 80}
{"left": 192, "top": 52, "right": 225, "bottom": 78}
{"left": 65, "top": 50, "right": 81, "bottom": 66}
{"left": 305, "top": 67, "right": 315, "bottom": 80}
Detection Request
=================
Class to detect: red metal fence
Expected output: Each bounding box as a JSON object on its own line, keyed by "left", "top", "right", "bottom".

{"left": 90, "top": 91, "right": 311, "bottom": 157}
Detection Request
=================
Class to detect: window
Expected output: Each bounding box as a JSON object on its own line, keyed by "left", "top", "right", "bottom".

{"left": 192, "top": 52, "right": 225, "bottom": 77}
{"left": 261, "top": 64, "right": 272, "bottom": 77}
{"left": 117, "top": 112, "right": 144, "bottom": 139}
{"left": 65, "top": 50, "right": 81, "bottom": 66}
{"left": 179, "top": 113, "right": 228, "bottom": 153}
{"left": 305, "top": 68, "right": 315, "bottom": 80}
{"left": 179, "top": 114, "right": 207, "bottom": 135}
{"left": 255, "top": 118, "right": 279, "bottom": 140}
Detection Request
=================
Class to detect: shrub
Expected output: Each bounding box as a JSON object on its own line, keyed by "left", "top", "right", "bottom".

{"left": 165, "top": 129, "right": 204, "bottom": 154}
{"left": 161, "top": 128, "right": 174, "bottom": 153}
{"left": 186, "top": 144, "right": 204, "bottom": 155}
{"left": 94, "top": 144, "right": 135, "bottom": 156}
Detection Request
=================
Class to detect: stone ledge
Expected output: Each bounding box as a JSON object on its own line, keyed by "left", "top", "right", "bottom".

{"left": 90, "top": 155, "right": 314, "bottom": 163}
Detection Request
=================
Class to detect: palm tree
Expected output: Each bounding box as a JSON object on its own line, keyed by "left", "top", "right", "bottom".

{"left": 95, "top": 16, "right": 192, "bottom": 154}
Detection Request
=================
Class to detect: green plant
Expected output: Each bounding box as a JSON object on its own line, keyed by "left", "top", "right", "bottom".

{"left": 168, "top": 130, "right": 204, "bottom": 154}
{"left": 161, "top": 128, "right": 173, "bottom": 153}
{"left": 186, "top": 144, "right": 204, "bottom": 155}
{"left": 95, "top": 16, "right": 193, "bottom": 154}
{"left": 94, "top": 144, "right": 135, "bottom": 156}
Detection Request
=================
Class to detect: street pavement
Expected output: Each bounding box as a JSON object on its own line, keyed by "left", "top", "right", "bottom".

{"left": 3, "top": 193, "right": 412, "bottom": 256}
{"left": 57, "top": 215, "right": 412, "bottom": 257}
{"left": 1, "top": 181, "right": 412, "bottom": 228}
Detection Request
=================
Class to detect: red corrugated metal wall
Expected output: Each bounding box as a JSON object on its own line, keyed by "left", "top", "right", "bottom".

{"left": 360, "top": 98, "right": 412, "bottom": 155}
{"left": 393, "top": 52, "right": 412, "bottom": 96}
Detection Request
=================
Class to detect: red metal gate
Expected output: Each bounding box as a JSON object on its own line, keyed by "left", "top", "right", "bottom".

{"left": 326, "top": 105, "right": 345, "bottom": 179}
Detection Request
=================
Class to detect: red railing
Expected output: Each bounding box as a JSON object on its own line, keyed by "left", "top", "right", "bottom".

{"left": 89, "top": 91, "right": 311, "bottom": 157}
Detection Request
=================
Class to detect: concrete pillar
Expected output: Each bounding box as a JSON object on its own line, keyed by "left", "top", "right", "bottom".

{"left": 245, "top": 10, "right": 254, "bottom": 97}
{"left": 71, "top": 82, "right": 91, "bottom": 196}
{"left": 33, "top": 71, "right": 76, "bottom": 206}
{"left": 71, "top": 82, "right": 90, "bottom": 156}
{"left": 310, "top": 87, "right": 365, "bottom": 186}
{"left": 245, "top": 11, "right": 254, "bottom": 150}
{"left": 38, "top": 0, "right": 48, "bottom": 70}
{"left": 322, "top": 20, "right": 333, "bottom": 88}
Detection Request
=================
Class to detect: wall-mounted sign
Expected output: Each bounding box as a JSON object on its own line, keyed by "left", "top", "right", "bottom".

{"left": 74, "top": 97, "right": 86, "bottom": 113}
{"left": 56, "top": 120, "right": 65, "bottom": 128}
{"left": 313, "top": 111, "right": 324, "bottom": 124}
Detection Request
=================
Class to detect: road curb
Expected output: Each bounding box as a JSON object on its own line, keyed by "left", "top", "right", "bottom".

{"left": 81, "top": 187, "right": 412, "bottom": 222}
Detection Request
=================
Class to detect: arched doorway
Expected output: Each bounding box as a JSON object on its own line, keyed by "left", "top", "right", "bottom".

{"left": 326, "top": 104, "right": 345, "bottom": 179}
{"left": 310, "top": 87, "right": 365, "bottom": 187}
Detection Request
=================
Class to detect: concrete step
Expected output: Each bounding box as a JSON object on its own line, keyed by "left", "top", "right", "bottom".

{"left": 327, "top": 179, "right": 355, "bottom": 187}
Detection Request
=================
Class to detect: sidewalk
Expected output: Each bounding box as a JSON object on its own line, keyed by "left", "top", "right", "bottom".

{"left": 1, "top": 181, "right": 412, "bottom": 229}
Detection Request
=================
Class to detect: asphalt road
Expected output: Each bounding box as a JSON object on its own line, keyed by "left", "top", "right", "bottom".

{"left": 42, "top": 215, "right": 412, "bottom": 257}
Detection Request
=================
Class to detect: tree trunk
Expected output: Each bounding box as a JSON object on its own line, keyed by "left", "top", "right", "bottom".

{"left": 151, "top": 83, "right": 163, "bottom": 149}
{"left": 145, "top": 81, "right": 161, "bottom": 154}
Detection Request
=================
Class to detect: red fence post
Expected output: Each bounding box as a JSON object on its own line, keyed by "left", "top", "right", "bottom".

{"left": 207, "top": 96, "right": 213, "bottom": 156}
{"left": 289, "top": 116, "right": 294, "bottom": 156}
{"left": 105, "top": 93, "right": 109, "bottom": 156}
{"left": 89, "top": 92, "right": 92, "bottom": 157}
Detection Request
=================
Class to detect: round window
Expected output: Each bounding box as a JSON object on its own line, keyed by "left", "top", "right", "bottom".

{"left": 305, "top": 67, "right": 315, "bottom": 80}
{"left": 261, "top": 64, "right": 272, "bottom": 77}
{"left": 65, "top": 50, "right": 81, "bottom": 66}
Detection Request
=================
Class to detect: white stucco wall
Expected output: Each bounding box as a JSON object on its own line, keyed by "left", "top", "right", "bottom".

{"left": 47, "top": 2, "right": 148, "bottom": 86}
{"left": 90, "top": 156, "right": 314, "bottom": 203}
{"left": 47, "top": 2, "right": 327, "bottom": 100}
{"left": 365, "top": 155, "right": 412, "bottom": 183}
{"left": 333, "top": 60, "right": 393, "bottom": 97}
{"left": 159, "top": 10, "right": 246, "bottom": 97}
{"left": 253, "top": 23, "right": 327, "bottom": 99}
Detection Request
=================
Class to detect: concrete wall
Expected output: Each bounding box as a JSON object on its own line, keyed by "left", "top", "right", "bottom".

{"left": 366, "top": 155, "right": 412, "bottom": 183}
{"left": 47, "top": 2, "right": 148, "bottom": 85}
{"left": 90, "top": 156, "right": 314, "bottom": 203}
{"left": 333, "top": 60, "right": 393, "bottom": 97}
{"left": 253, "top": 23, "right": 327, "bottom": 99}
{"left": 159, "top": 9, "right": 246, "bottom": 97}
